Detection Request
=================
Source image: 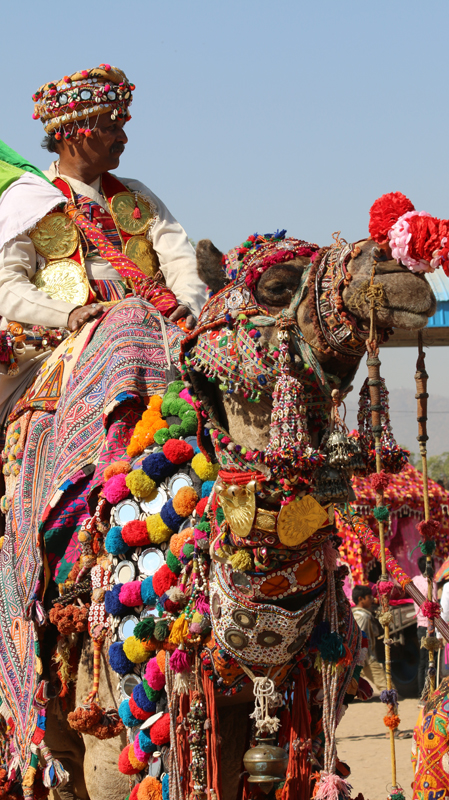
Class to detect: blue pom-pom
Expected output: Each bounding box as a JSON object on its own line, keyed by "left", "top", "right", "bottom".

{"left": 104, "top": 583, "right": 127, "bottom": 616}
{"left": 108, "top": 642, "right": 134, "bottom": 676}
{"left": 162, "top": 774, "right": 169, "bottom": 800}
{"left": 201, "top": 481, "right": 214, "bottom": 498}
{"left": 141, "top": 576, "right": 157, "bottom": 606}
{"left": 132, "top": 681, "right": 157, "bottom": 714}
{"left": 118, "top": 699, "right": 139, "bottom": 727}
{"left": 142, "top": 452, "right": 175, "bottom": 481}
{"left": 138, "top": 728, "right": 157, "bottom": 754}
{"left": 105, "top": 526, "right": 127, "bottom": 555}
{"left": 160, "top": 498, "right": 183, "bottom": 531}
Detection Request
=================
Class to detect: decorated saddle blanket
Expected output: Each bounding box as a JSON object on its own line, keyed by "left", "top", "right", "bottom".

{"left": 0, "top": 297, "right": 182, "bottom": 776}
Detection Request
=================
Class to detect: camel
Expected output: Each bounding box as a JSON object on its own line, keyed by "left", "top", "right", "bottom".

{"left": 0, "top": 216, "right": 437, "bottom": 800}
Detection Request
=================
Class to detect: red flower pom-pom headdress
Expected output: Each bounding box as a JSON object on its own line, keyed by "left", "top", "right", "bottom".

{"left": 368, "top": 192, "right": 449, "bottom": 275}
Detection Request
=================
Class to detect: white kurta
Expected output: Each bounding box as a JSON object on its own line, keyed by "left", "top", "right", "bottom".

{"left": 0, "top": 162, "right": 206, "bottom": 425}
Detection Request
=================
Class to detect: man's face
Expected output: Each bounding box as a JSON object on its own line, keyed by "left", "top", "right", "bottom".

{"left": 63, "top": 112, "right": 128, "bottom": 173}
{"left": 360, "top": 593, "right": 373, "bottom": 610}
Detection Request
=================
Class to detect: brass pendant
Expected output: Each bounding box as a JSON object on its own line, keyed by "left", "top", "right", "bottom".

{"left": 219, "top": 487, "right": 256, "bottom": 538}
{"left": 30, "top": 212, "right": 79, "bottom": 259}
{"left": 125, "top": 235, "right": 160, "bottom": 277}
{"left": 277, "top": 494, "right": 329, "bottom": 547}
{"left": 110, "top": 192, "right": 155, "bottom": 235}
{"left": 32, "top": 259, "right": 90, "bottom": 306}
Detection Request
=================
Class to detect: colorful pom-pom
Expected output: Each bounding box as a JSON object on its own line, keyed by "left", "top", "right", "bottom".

{"left": 165, "top": 550, "right": 181, "bottom": 575}
{"left": 195, "top": 497, "right": 208, "bottom": 517}
{"left": 109, "top": 642, "right": 134, "bottom": 675}
{"left": 105, "top": 583, "right": 127, "bottom": 617}
{"left": 122, "top": 520, "right": 149, "bottom": 547}
{"left": 142, "top": 452, "right": 175, "bottom": 481}
{"left": 123, "top": 636, "right": 150, "bottom": 663}
{"left": 145, "top": 658, "right": 165, "bottom": 691}
{"left": 169, "top": 529, "right": 193, "bottom": 559}
{"left": 162, "top": 439, "right": 194, "bottom": 465}
{"left": 134, "top": 617, "right": 155, "bottom": 641}
{"left": 146, "top": 514, "right": 172, "bottom": 544}
{"left": 138, "top": 728, "right": 157, "bottom": 754}
{"left": 104, "top": 461, "right": 131, "bottom": 481}
{"left": 103, "top": 473, "right": 130, "bottom": 504}
{"left": 150, "top": 713, "right": 170, "bottom": 746}
{"left": 153, "top": 429, "right": 171, "bottom": 446}
{"left": 119, "top": 699, "right": 139, "bottom": 727}
{"left": 137, "top": 776, "right": 162, "bottom": 800}
{"left": 119, "top": 581, "right": 143, "bottom": 607}
{"left": 118, "top": 744, "right": 142, "bottom": 775}
{"left": 169, "top": 647, "right": 190, "bottom": 674}
{"left": 160, "top": 499, "right": 183, "bottom": 532}
{"left": 201, "top": 480, "right": 214, "bottom": 498}
{"left": 191, "top": 453, "right": 218, "bottom": 482}
{"left": 132, "top": 682, "right": 157, "bottom": 715}
{"left": 172, "top": 486, "right": 198, "bottom": 517}
{"left": 129, "top": 695, "right": 151, "bottom": 721}
{"left": 105, "top": 526, "right": 127, "bottom": 555}
{"left": 126, "top": 470, "right": 156, "bottom": 500}
{"left": 141, "top": 576, "right": 157, "bottom": 606}
{"left": 153, "top": 565, "right": 178, "bottom": 597}
{"left": 162, "top": 774, "right": 169, "bottom": 800}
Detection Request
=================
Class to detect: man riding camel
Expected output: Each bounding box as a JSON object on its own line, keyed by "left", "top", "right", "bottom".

{"left": 0, "top": 63, "right": 206, "bottom": 429}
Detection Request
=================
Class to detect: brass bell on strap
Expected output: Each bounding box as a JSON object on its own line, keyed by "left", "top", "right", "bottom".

{"left": 243, "top": 737, "right": 288, "bottom": 795}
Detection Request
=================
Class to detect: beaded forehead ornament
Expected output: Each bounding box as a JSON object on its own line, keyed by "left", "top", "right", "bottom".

{"left": 32, "top": 64, "right": 134, "bottom": 141}
{"left": 223, "top": 230, "right": 319, "bottom": 285}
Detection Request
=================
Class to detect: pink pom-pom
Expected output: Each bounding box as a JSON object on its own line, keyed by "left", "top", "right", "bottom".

{"left": 314, "top": 772, "right": 352, "bottom": 800}
{"left": 81, "top": 70, "right": 89, "bottom": 78}
{"left": 190, "top": 623, "right": 202, "bottom": 633}
{"left": 119, "top": 581, "right": 142, "bottom": 607}
{"left": 179, "top": 389, "right": 194, "bottom": 406}
{"left": 370, "top": 470, "right": 390, "bottom": 492}
{"left": 421, "top": 600, "right": 440, "bottom": 620}
{"left": 169, "top": 647, "right": 190, "bottom": 674}
{"left": 378, "top": 580, "right": 394, "bottom": 596}
{"left": 145, "top": 658, "right": 165, "bottom": 691}
{"left": 69, "top": 102, "right": 76, "bottom": 109}
{"left": 150, "top": 713, "right": 170, "bottom": 745}
{"left": 104, "top": 83, "right": 111, "bottom": 92}
{"left": 195, "top": 593, "right": 210, "bottom": 615}
{"left": 133, "top": 738, "right": 149, "bottom": 764}
{"left": 103, "top": 473, "right": 130, "bottom": 503}
{"left": 104, "top": 64, "right": 111, "bottom": 71}
{"left": 32, "top": 113, "right": 40, "bottom": 120}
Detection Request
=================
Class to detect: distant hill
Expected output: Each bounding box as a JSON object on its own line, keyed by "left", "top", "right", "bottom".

{"left": 344, "top": 388, "right": 449, "bottom": 457}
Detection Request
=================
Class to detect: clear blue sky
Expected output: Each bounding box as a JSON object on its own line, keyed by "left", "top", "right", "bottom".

{"left": 3, "top": 0, "right": 449, "bottom": 403}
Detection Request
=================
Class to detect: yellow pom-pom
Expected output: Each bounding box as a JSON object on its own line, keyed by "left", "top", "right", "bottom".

{"left": 192, "top": 611, "right": 203, "bottom": 625}
{"left": 169, "top": 613, "right": 189, "bottom": 645}
{"left": 173, "top": 486, "right": 198, "bottom": 517}
{"left": 229, "top": 549, "right": 253, "bottom": 572}
{"left": 191, "top": 453, "right": 219, "bottom": 482}
{"left": 126, "top": 470, "right": 156, "bottom": 500}
{"left": 146, "top": 514, "right": 172, "bottom": 544}
{"left": 123, "top": 636, "right": 150, "bottom": 663}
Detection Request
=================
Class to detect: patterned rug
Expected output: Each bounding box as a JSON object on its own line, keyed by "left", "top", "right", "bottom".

{"left": 0, "top": 297, "right": 183, "bottom": 776}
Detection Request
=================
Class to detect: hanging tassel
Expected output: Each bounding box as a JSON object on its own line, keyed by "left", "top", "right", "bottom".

{"left": 132, "top": 194, "right": 142, "bottom": 220}
{"left": 314, "top": 773, "right": 352, "bottom": 800}
{"left": 281, "top": 669, "right": 311, "bottom": 800}
{"left": 203, "top": 664, "right": 222, "bottom": 800}
{"left": 85, "top": 638, "right": 102, "bottom": 703}
{"left": 40, "top": 744, "right": 70, "bottom": 788}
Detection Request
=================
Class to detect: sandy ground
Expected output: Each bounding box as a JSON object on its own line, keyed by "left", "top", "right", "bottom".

{"left": 337, "top": 695, "right": 419, "bottom": 800}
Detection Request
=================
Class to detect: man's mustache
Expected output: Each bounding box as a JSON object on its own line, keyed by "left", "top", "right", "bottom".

{"left": 110, "top": 144, "right": 125, "bottom": 156}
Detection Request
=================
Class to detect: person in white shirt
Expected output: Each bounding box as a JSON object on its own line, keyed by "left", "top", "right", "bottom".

{"left": 412, "top": 555, "right": 437, "bottom": 696}
{"left": 0, "top": 63, "right": 207, "bottom": 427}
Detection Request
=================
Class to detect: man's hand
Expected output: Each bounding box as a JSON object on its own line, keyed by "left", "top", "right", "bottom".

{"left": 68, "top": 303, "right": 104, "bottom": 332}
{"left": 169, "top": 305, "right": 196, "bottom": 331}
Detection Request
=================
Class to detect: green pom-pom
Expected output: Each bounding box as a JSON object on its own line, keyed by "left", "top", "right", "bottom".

{"left": 169, "top": 424, "right": 183, "bottom": 438}
{"left": 373, "top": 505, "right": 390, "bottom": 521}
{"left": 134, "top": 617, "right": 155, "bottom": 641}
{"left": 154, "top": 428, "right": 172, "bottom": 445}
{"left": 142, "top": 678, "right": 163, "bottom": 702}
{"left": 166, "top": 550, "right": 182, "bottom": 575}
{"left": 177, "top": 400, "right": 192, "bottom": 416}
{"left": 167, "top": 381, "right": 185, "bottom": 395}
{"left": 215, "top": 507, "right": 225, "bottom": 525}
{"left": 154, "top": 619, "right": 170, "bottom": 641}
{"left": 198, "top": 521, "right": 211, "bottom": 533}
{"left": 419, "top": 539, "right": 436, "bottom": 555}
{"left": 182, "top": 543, "right": 195, "bottom": 559}
{"left": 181, "top": 415, "right": 198, "bottom": 435}
{"left": 318, "top": 632, "right": 345, "bottom": 663}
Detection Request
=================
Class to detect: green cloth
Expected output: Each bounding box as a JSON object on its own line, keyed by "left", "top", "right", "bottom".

{"left": 0, "top": 139, "right": 50, "bottom": 195}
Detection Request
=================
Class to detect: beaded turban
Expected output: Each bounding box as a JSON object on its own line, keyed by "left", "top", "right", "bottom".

{"left": 32, "top": 63, "right": 134, "bottom": 140}
{"left": 223, "top": 230, "right": 319, "bottom": 287}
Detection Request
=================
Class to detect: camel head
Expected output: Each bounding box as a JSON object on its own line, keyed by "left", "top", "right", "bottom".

{"left": 183, "top": 230, "right": 436, "bottom": 453}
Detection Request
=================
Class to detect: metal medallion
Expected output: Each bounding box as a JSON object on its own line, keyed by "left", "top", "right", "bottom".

{"left": 32, "top": 259, "right": 89, "bottom": 306}
{"left": 110, "top": 192, "right": 155, "bottom": 235}
{"left": 277, "top": 495, "right": 329, "bottom": 547}
{"left": 125, "top": 236, "right": 160, "bottom": 277}
{"left": 30, "top": 212, "right": 79, "bottom": 259}
{"left": 219, "top": 487, "right": 256, "bottom": 538}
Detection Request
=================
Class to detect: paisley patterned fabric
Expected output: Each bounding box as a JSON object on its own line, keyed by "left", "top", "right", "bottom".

{"left": 412, "top": 677, "right": 449, "bottom": 799}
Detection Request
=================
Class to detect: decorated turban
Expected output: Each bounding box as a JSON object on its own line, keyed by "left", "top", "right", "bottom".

{"left": 32, "top": 63, "right": 134, "bottom": 141}
{"left": 223, "top": 230, "right": 319, "bottom": 287}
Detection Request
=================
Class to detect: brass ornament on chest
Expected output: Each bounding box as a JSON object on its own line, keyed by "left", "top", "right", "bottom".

{"left": 110, "top": 192, "right": 155, "bottom": 235}
{"left": 32, "top": 259, "right": 90, "bottom": 306}
{"left": 277, "top": 494, "right": 330, "bottom": 547}
{"left": 30, "top": 212, "right": 79, "bottom": 260}
{"left": 218, "top": 481, "right": 256, "bottom": 538}
{"left": 125, "top": 236, "right": 160, "bottom": 277}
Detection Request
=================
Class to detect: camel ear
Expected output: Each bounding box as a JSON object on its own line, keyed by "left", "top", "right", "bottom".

{"left": 196, "top": 239, "right": 228, "bottom": 293}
